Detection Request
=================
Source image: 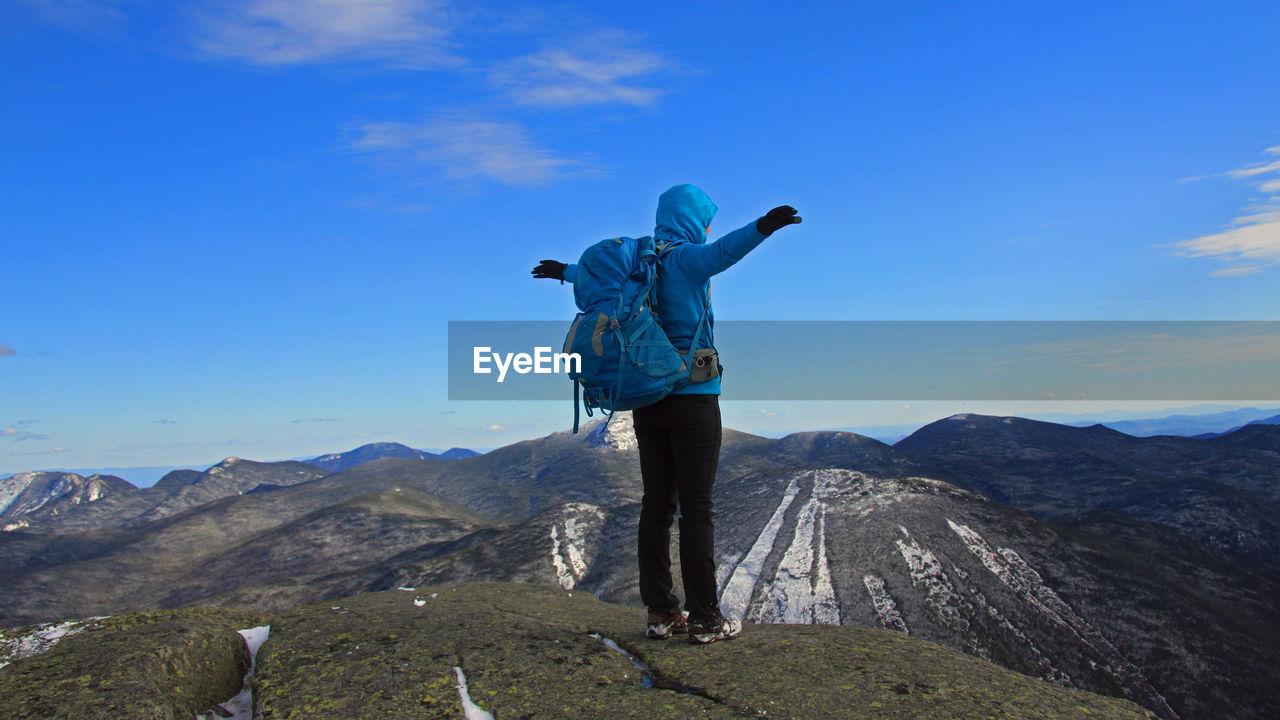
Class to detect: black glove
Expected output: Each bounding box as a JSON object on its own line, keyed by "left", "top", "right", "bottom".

{"left": 757, "top": 205, "right": 802, "bottom": 236}
{"left": 532, "top": 259, "right": 567, "bottom": 282}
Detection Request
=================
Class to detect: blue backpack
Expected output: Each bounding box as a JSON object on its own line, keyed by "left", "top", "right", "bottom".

{"left": 562, "top": 236, "right": 709, "bottom": 432}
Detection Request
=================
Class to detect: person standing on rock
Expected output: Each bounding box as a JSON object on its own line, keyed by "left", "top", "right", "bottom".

{"left": 533, "top": 184, "right": 801, "bottom": 644}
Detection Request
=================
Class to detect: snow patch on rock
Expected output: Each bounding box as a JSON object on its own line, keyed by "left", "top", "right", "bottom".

{"left": 550, "top": 503, "right": 605, "bottom": 589}
{"left": 0, "top": 473, "right": 32, "bottom": 516}
{"left": 0, "top": 617, "right": 106, "bottom": 670}
{"left": 895, "top": 533, "right": 969, "bottom": 634}
{"left": 585, "top": 411, "right": 638, "bottom": 451}
{"left": 863, "top": 574, "right": 909, "bottom": 634}
{"left": 453, "top": 666, "right": 496, "bottom": 720}
{"left": 197, "top": 625, "right": 270, "bottom": 720}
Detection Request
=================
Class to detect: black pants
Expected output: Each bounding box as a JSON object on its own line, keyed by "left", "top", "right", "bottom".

{"left": 632, "top": 393, "right": 723, "bottom": 625}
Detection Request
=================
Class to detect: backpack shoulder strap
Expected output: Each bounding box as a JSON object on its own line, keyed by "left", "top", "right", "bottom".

{"left": 650, "top": 238, "right": 687, "bottom": 311}
{"left": 655, "top": 239, "right": 684, "bottom": 259}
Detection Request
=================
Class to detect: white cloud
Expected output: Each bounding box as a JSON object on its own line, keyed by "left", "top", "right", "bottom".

{"left": 1, "top": 429, "right": 17, "bottom": 437}
{"left": 349, "top": 115, "right": 599, "bottom": 186}
{"left": 490, "top": 31, "right": 666, "bottom": 107}
{"left": 1172, "top": 219, "right": 1280, "bottom": 272}
{"left": 1171, "top": 146, "right": 1280, "bottom": 276}
{"left": 193, "top": 0, "right": 458, "bottom": 66}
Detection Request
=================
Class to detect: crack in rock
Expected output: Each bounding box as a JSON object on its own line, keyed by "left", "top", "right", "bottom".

{"left": 591, "top": 634, "right": 766, "bottom": 719}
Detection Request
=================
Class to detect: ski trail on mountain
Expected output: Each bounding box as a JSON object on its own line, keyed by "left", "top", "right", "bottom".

{"left": 753, "top": 470, "right": 841, "bottom": 624}
{"left": 719, "top": 474, "right": 803, "bottom": 621}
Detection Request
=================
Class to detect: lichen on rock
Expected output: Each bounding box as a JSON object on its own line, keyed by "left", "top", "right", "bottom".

{"left": 253, "top": 582, "right": 1157, "bottom": 720}
{"left": 0, "top": 606, "right": 264, "bottom": 720}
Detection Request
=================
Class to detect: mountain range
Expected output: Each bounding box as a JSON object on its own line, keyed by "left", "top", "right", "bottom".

{"left": 788, "top": 404, "right": 1280, "bottom": 443}
{"left": 1, "top": 417, "right": 1276, "bottom": 720}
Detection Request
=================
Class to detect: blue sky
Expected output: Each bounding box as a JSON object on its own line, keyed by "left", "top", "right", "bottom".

{"left": 4, "top": 0, "right": 1280, "bottom": 476}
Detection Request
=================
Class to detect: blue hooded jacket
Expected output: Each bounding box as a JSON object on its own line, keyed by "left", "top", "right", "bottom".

{"left": 565, "top": 184, "right": 768, "bottom": 395}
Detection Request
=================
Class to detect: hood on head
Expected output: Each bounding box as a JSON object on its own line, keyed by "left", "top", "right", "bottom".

{"left": 655, "top": 184, "right": 718, "bottom": 245}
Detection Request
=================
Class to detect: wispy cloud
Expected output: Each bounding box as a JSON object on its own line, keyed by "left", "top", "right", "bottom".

{"left": 14, "top": 0, "right": 130, "bottom": 36}
{"left": 349, "top": 115, "right": 599, "bottom": 186}
{"left": 292, "top": 417, "right": 345, "bottom": 423}
{"left": 154, "top": 419, "right": 178, "bottom": 424}
{"left": 177, "top": 6, "right": 665, "bottom": 193}
{"left": 0, "top": 344, "right": 15, "bottom": 357}
{"left": 3, "top": 427, "right": 49, "bottom": 442}
{"left": 489, "top": 31, "right": 666, "bottom": 108}
{"left": 1171, "top": 145, "right": 1280, "bottom": 276}
{"left": 192, "top": 0, "right": 459, "bottom": 66}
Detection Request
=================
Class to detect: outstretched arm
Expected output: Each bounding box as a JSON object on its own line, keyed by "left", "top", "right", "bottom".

{"left": 681, "top": 205, "right": 803, "bottom": 279}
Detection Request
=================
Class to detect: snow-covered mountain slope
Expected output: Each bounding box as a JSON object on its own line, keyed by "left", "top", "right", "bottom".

{"left": 0, "top": 472, "right": 133, "bottom": 525}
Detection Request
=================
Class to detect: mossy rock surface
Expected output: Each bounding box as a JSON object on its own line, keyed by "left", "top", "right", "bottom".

{"left": 256, "top": 582, "right": 1157, "bottom": 720}
{"left": 0, "top": 606, "right": 265, "bottom": 720}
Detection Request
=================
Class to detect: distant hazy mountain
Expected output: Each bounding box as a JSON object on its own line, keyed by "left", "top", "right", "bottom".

{"left": 1191, "top": 413, "right": 1280, "bottom": 438}
{"left": 304, "top": 442, "right": 479, "bottom": 472}
{"left": 3, "top": 413, "right": 1277, "bottom": 720}
{"left": 1070, "top": 406, "right": 1280, "bottom": 437}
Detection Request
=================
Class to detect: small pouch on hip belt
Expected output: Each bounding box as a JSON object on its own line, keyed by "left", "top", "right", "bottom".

{"left": 689, "top": 348, "right": 720, "bottom": 383}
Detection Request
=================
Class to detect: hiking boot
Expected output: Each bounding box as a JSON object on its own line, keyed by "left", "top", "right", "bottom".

{"left": 687, "top": 616, "right": 741, "bottom": 645}
{"left": 646, "top": 610, "right": 689, "bottom": 639}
